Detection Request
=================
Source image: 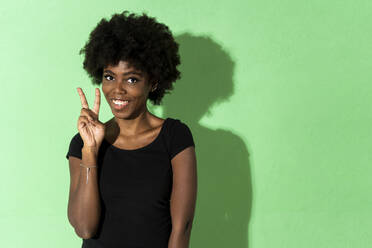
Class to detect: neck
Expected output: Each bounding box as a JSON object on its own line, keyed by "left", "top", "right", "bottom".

{"left": 111, "top": 110, "right": 154, "bottom": 136}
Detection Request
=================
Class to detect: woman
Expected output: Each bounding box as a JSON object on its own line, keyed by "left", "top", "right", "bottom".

{"left": 66, "top": 11, "right": 197, "bottom": 248}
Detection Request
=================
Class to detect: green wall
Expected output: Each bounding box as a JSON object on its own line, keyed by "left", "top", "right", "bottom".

{"left": 1, "top": 0, "right": 371, "bottom": 247}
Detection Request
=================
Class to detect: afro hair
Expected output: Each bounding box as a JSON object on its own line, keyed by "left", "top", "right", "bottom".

{"left": 79, "top": 10, "right": 181, "bottom": 105}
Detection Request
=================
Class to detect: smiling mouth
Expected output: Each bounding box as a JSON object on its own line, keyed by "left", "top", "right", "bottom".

{"left": 112, "top": 99, "right": 130, "bottom": 110}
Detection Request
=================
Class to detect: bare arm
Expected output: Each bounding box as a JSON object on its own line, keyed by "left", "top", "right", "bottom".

{"left": 67, "top": 146, "right": 101, "bottom": 239}
{"left": 67, "top": 87, "right": 104, "bottom": 239}
{"left": 168, "top": 146, "right": 197, "bottom": 248}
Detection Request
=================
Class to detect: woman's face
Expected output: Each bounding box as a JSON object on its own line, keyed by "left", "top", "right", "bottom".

{"left": 101, "top": 60, "right": 153, "bottom": 119}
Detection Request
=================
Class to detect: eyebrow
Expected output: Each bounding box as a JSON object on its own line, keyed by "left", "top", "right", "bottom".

{"left": 103, "top": 69, "right": 144, "bottom": 77}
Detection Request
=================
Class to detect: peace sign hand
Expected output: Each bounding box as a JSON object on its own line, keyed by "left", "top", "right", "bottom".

{"left": 77, "top": 87, "right": 105, "bottom": 150}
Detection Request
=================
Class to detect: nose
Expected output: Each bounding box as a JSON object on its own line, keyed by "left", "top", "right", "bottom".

{"left": 113, "top": 80, "right": 127, "bottom": 94}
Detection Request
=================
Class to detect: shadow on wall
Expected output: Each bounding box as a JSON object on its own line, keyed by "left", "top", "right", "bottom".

{"left": 151, "top": 33, "right": 252, "bottom": 248}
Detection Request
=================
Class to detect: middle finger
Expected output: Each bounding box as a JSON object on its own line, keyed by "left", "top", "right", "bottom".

{"left": 92, "top": 88, "right": 101, "bottom": 116}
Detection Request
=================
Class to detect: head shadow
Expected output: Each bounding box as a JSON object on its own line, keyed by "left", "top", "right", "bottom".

{"left": 150, "top": 32, "right": 253, "bottom": 247}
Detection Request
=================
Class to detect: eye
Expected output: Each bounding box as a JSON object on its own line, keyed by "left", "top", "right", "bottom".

{"left": 128, "top": 77, "right": 138, "bottom": 84}
{"left": 103, "top": 74, "right": 114, "bottom": 81}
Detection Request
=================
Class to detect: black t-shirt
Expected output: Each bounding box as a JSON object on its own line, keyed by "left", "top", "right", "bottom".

{"left": 66, "top": 117, "right": 195, "bottom": 248}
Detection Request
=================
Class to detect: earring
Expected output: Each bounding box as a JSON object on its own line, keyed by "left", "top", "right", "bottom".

{"left": 152, "top": 83, "right": 158, "bottom": 92}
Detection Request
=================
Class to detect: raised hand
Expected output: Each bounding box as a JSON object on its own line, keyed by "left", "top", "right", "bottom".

{"left": 77, "top": 87, "right": 105, "bottom": 150}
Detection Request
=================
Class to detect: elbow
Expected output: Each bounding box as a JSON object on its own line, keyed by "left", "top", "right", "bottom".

{"left": 172, "top": 219, "right": 194, "bottom": 235}
{"left": 75, "top": 227, "right": 97, "bottom": 239}
{"left": 79, "top": 232, "right": 94, "bottom": 240}
{"left": 184, "top": 220, "right": 193, "bottom": 235}
{"left": 68, "top": 210, "right": 99, "bottom": 239}
{"left": 68, "top": 215, "right": 98, "bottom": 239}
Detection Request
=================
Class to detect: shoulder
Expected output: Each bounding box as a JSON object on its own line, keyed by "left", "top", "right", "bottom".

{"left": 71, "top": 132, "right": 83, "bottom": 144}
{"left": 164, "top": 117, "right": 195, "bottom": 160}
{"left": 66, "top": 132, "right": 84, "bottom": 160}
{"left": 166, "top": 117, "right": 191, "bottom": 131}
{"left": 165, "top": 118, "right": 194, "bottom": 139}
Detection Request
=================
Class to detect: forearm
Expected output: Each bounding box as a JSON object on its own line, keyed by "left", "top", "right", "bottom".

{"left": 168, "top": 227, "right": 192, "bottom": 248}
{"left": 68, "top": 146, "right": 101, "bottom": 239}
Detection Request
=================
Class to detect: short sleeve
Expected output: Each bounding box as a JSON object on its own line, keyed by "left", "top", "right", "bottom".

{"left": 169, "top": 120, "right": 195, "bottom": 160}
{"left": 66, "top": 132, "right": 84, "bottom": 160}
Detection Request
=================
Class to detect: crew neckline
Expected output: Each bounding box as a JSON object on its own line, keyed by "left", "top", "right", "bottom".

{"left": 103, "top": 117, "right": 170, "bottom": 152}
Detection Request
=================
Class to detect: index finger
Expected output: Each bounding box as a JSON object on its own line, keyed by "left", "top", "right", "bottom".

{"left": 77, "top": 87, "right": 89, "bottom": 109}
{"left": 92, "top": 88, "right": 101, "bottom": 116}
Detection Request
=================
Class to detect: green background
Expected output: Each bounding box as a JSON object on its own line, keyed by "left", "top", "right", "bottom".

{"left": 1, "top": 0, "right": 371, "bottom": 247}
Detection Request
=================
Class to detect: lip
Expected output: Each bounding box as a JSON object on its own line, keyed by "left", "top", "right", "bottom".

{"left": 111, "top": 98, "right": 131, "bottom": 101}
{"left": 111, "top": 99, "right": 130, "bottom": 110}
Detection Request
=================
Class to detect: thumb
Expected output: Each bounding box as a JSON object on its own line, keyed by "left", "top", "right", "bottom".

{"left": 79, "top": 121, "right": 86, "bottom": 129}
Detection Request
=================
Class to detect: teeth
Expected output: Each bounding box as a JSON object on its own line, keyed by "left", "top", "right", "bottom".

{"left": 113, "top": 99, "right": 129, "bottom": 105}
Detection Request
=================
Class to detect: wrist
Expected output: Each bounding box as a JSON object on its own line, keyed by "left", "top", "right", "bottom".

{"left": 82, "top": 146, "right": 98, "bottom": 158}
{"left": 82, "top": 145, "right": 98, "bottom": 151}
